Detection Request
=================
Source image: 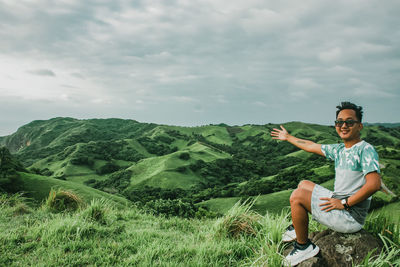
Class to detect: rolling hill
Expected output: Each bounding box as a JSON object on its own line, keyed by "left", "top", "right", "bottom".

{"left": 1, "top": 118, "right": 399, "bottom": 215}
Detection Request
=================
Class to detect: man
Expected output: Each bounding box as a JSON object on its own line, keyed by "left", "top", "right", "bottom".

{"left": 270, "top": 102, "right": 381, "bottom": 266}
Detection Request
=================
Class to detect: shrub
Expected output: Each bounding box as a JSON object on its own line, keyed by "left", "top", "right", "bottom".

{"left": 0, "top": 192, "right": 27, "bottom": 208}
{"left": 176, "top": 166, "right": 187, "bottom": 173}
{"left": 214, "top": 198, "right": 263, "bottom": 239}
{"left": 357, "top": 235, "right": 400, "bottom": 266}
{"left": 96, "top": 162, "right": 120, "bottom": 175}
{"left": 144, "top": 199, "right": 197, "bottom": 218}
{"left": 43, "top": 189, "right": 85, "bottom": 213}
{"left": 364, "top": 212, "right": 400, "bottom": 245}
{"left": 12, "top": 202, "right": 31, "bottom": 216}
{"left": 179, "top": 152, "right": 190, "bottom": 160}
{"left": 81, "top": 198, "right": 113, "bottom": 224}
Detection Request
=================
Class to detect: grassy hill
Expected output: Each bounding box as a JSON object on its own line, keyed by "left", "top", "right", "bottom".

{"left": 0, "top": 117, "right": 399, "bottom": 216}
{"left": 0, "top": 118, "right": 400, "bottom": 265}
{"left": 126, "top": 142, "right": 230, "bottom": 190}
{"left": 18, "top": 172, "right": 130, "bottom": 208}
{"left": 199, "top": 178, "right": 336, "bottom": 215}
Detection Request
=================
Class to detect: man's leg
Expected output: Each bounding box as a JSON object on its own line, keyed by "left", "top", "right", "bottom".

{"left": 290, "top": 180, "right": 315, "bottom": 244}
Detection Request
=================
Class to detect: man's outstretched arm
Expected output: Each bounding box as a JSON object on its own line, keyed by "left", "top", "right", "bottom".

{"left": 270, "top": 125, "right": 324, "bottom": 156}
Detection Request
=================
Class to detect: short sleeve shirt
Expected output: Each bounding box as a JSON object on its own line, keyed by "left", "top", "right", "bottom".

{"left": 321, "top": 140, "right": 380, "bottom": 224}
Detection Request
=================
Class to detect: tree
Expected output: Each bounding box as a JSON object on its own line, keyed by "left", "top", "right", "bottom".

{"left": 0, "top": 147, "right": 25, "bottom": 193}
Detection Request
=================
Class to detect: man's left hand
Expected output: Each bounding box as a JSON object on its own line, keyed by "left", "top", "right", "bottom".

{"left": 319, "top": 197, "right": 344, "bottom": 212}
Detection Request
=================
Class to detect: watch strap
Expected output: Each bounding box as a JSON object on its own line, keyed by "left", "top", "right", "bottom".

{"left": 343, "top": 198, "right": 350, "bottom": 211}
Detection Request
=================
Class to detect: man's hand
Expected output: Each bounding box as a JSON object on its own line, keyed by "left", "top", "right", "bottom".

{"left": 319, "top": 197, "right": 344, "bottom": 212}
{"left": 270, "top": 125, "right": 289, "bottom": 141}
{"left": 270, "top": 125, "right": 324, "bottom": 156}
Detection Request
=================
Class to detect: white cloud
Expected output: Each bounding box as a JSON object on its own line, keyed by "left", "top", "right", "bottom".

{"left": 349, "top": 78, "right": 395, "bottom": 98}
{"left": 240, "top": 8, "right": 296, "bottom": 34}
{"left": 27, "top": 69, "right": 56, "bottom": 77}
{"left": 327, "top": 65, "right": 358, "bottom": 75}
{"left": 170, "top": 96, "right": 197, "bottom": 103}
{"left": 0, "top": 0, "right": 399, "bottom": 135}
{"left": 253, "top": 101, "right": 267, "bottom": 107}
{"left": 319, "top": 47, "right": 343, "bottom": 63}
{"left": 286, "top": 78, "right": 324, "bottom": 100}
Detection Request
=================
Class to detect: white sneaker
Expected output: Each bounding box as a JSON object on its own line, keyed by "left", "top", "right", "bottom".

{"left": 282, "top": 224, "right": 296, "bottom": 242}
{"left": 285, "top": 241, "right": 320, "bottom": 266}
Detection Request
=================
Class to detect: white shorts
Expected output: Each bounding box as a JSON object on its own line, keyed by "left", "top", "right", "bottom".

{"left": 311, "top": 184, "right": 363, "bottom": 233}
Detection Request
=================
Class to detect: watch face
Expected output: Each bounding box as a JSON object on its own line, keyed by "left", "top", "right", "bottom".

{"left": 341, "top": 199, "right": 346, "bottom": 205}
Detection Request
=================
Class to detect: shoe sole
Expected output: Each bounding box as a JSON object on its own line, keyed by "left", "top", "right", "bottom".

{"left": 282, "top": 236, "right": 296, "bottom": 242}
{"left": 290, "top": 246, "right": 320, "bottom": 266}
{"left": 282, "top": 232, "right": 297, "bottom": 242}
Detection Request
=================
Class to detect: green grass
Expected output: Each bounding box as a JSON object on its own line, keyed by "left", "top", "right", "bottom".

{"left": 199, "top": 190, "right": 293, "bottom": 215}
{"left": 235, "top": 125, "right": 269, "bottom": 141}
{"left": 18, "top": 172, "right": 130, "bottom": 208}
{"left": 200, "top": 179, "right": 335, "bottom": 215}
{"left": 1, "top": 192, "right": 399, "bottom": 266}
{"left": 0, "top": 194, "right": 289, "bottom": 266}
{"left": 198, "top": 197, "right": 242, "bottom": 215}
{"left": 166, "top": 125, "right": 233, "bottom": 145}
{"left": 285, "top": 149, "right": 311, "bottom": 159}
{"left": 369, "top": 201, "right": 400, "bottom": 224}
{"left": 126, "top": 143, "right": 230, "bottom": 190}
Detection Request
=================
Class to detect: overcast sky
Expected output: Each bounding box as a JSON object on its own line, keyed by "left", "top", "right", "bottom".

{"left": 1, "top": 0, "right": 399, "bottom": 136}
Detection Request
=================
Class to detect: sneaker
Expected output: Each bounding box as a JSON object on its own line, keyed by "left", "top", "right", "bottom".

{"left": 285, "top": 240, "right": 320, "bottom": 266}
{"left": 282, "top": 224, "right": 296, "bottom": 242}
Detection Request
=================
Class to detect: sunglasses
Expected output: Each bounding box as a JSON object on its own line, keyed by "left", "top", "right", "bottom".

{"left": 334, "top": 120, "right": 359, "bottom": 127}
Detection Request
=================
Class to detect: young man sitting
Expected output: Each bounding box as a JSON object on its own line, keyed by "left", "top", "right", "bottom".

{"left": 270, "top": 101, "right": 381, "bottom": 266}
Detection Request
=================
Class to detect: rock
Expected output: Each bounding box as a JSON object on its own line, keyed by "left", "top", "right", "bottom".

{"left": 286, "top": 229, "right": 383, "bottom": 267}
{"left": 297, "top": 256, "right": 326, "bottom": 267}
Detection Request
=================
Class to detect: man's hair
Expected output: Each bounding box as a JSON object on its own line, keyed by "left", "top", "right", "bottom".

{"left": 336, "top": 101, "right": 363, "bottom": 122}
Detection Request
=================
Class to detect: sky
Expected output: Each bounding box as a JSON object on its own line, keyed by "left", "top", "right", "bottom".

{"left": 1, "top": 0, "right": 400, "bottom": 136}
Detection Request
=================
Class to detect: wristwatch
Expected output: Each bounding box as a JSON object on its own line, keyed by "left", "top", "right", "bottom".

{"left": 341, "top": 198, "right": 350, "bottom": 211}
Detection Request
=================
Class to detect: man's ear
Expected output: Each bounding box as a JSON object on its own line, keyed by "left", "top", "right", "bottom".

{"left": 359, "top": 122, "right": 363, "bottom": 131}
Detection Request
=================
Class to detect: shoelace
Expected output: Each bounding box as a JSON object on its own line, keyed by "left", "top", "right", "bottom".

{"left": 289, "top": 249, "right": 300, "bottom": 256}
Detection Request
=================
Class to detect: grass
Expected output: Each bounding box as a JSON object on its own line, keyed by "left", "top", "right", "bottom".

{"left": 358, "top": 218, "right": 400, "bottom": 266}
{"left": 200, "top": 178, "right": 335, "bottom": 216}
{"left": 199, "top": 190, "right": 298, "bottom": 215}
{"left": 0, "top": 193, "right": 286, "bottom": 266}
{"left": 18, "top": 172, "right": 130, "bottom": 208}
{"left": 126, "top": 143, "right": 230, "bottom": 190}
{"left": 166, "top": 125, "right": 234, "bottom": 145}
{"left": 370, "top": 201, "right": 400, "bottom": 224}
{"left": 214, "top": 198, "right": 263, "bottom": 238}
{"left": 1, "top": 192, "right": 399, "bottom": 266}
{"left": 43, "top": 188, "right": 85, "bottom": 213}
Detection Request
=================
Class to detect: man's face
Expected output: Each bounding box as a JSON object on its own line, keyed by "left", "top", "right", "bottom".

{"left": 335, "top": 109, "right": 363, "bottom": 142}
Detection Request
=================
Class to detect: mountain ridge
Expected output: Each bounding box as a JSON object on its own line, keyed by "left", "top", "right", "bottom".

{"left": 1, "top": 117, "right": 399, "bottom": 215}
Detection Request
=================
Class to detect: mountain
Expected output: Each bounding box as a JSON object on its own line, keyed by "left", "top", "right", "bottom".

{"left": 1, "top": 118, "right": 399, "bottom": 267}
{"left": 364, "top": 122, "right": 400, "bottom": 128}
{"left": 1, "top": 118, "right": 399, "bottom": 214}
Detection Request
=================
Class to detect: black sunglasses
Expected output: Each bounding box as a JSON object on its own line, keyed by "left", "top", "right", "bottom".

{"left": 334, "top": 120, "right": 359, "bottom": 127}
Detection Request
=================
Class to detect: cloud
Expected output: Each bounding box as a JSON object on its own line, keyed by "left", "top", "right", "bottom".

{"left": 71, "top": 73, "right": 85, "bottom": 79}
{"left": 0, "top": 0, "right": 399, "bottom": 135}
{"left": 170, "top": 96, "right": 197, "bottom": 103}
{"left": 253, "top": 101, "right": 267, "bottom": 107}
{"left": 287, "top": 78, "right": 323, "bottom": 99}
{"left": 27, "top": 69, "right": 56, "bottom": 77}
{"left": 349, "top": 78, "right": 396, "bottom": 98}
{"left": 319, "top": 47, "right": 342, "bottom": 63}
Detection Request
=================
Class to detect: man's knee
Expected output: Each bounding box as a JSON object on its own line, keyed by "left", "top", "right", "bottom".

{"left": 290, "top": 187, "right": 312, "bottom": 207}
{"left": 290, "top": 188, "right": 302, "bottom": 204}
{"left": 297, "top": 180, "right": 315, "bottom": 191}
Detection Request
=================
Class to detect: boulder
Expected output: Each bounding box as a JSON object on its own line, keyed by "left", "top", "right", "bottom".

{"left": 285, "top": 229, "right": 383, "bottom": 267}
